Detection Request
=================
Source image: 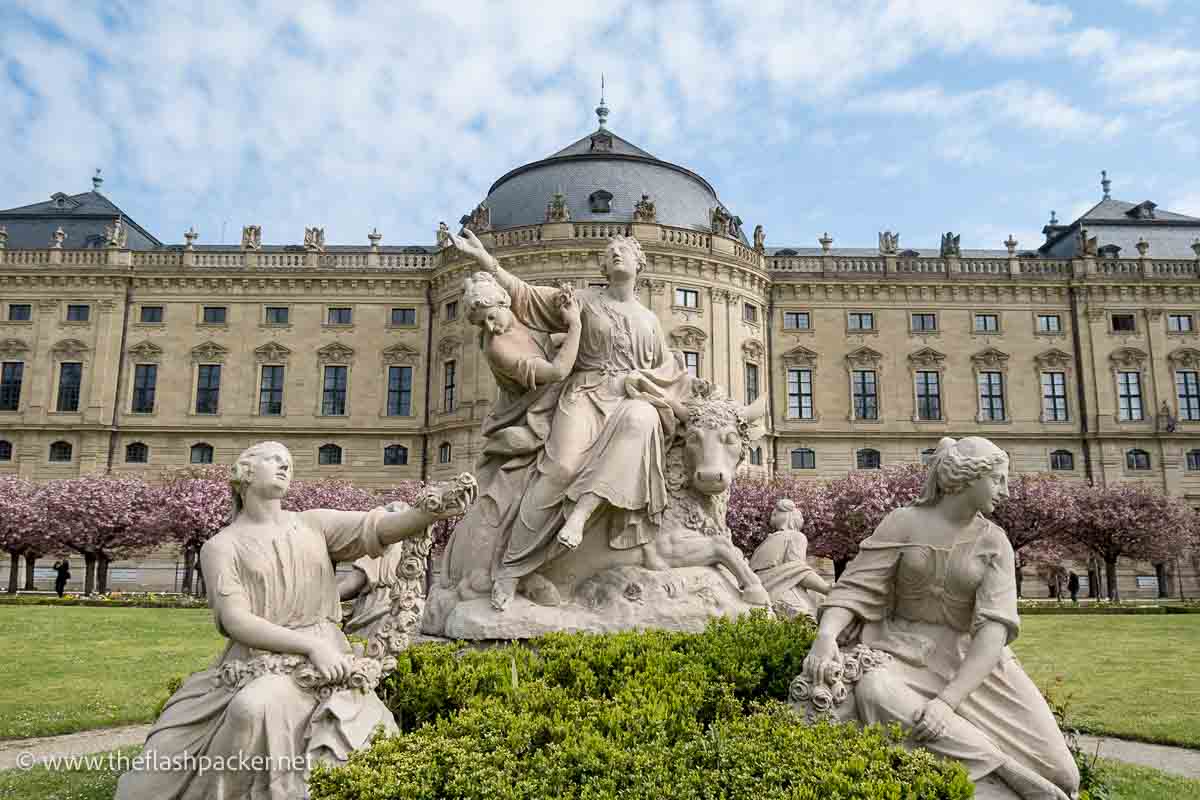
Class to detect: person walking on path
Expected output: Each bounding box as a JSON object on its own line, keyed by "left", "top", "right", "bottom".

{"left": 1067, "top": 571, "right": 1080, "bottom": 603}
{"left": 53, "top": 559, "right": 70, "bottom": 597}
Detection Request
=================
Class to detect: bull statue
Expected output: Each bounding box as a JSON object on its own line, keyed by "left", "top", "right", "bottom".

{"left": 423, "top": 231, "right": 772, "bottom": 639}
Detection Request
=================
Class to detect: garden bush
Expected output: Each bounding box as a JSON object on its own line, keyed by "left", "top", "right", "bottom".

{"left": 309, "top": 612, "right": 974, "bottom": 800}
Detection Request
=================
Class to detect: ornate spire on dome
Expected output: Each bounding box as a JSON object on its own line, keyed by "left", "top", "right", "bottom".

{"left": 596, "top": 74, "right": 609, "bottom": 130}
{"left": 1101, "top": 169, "right": 1111, "bottom": 199}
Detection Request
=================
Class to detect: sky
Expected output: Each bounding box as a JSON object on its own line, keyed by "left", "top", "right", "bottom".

{"left": 2, "top": 0, "right": 1199, "bottom": 252}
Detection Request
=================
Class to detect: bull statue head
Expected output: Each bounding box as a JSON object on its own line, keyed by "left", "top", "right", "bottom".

{"left": 677, "top": 382, "right": 768, "bottom": 496}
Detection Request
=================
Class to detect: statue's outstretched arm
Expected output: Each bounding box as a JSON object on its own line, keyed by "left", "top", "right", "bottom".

{"left": 375, "top": 474, "right": 479, "bottom": 548}
{"left": 449, "top": 228, "right": 522, "bottom": 297}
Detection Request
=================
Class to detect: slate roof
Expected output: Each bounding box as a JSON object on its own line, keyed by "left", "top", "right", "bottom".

{"left": 1076, "top": 197, "right": 1200, "bottom": 224}
{"left": 0, "top": 189, "right": 162, "bottom": 250}
{"left": 1039, "top": 196, "right": 1200, "bottom": 259}
{"left": 767, "top": 247, "right": 1012, "bottom": 258}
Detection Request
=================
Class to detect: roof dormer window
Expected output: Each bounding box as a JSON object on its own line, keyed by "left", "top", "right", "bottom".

{"left": 588, "top": 190, "right": 614, "bottom": 213}
{"left": 1127, "top": 201, "right": 1157, "bottom": 220}
{"left": 1099, "top": 244, "right": 1122, "bottom": 259}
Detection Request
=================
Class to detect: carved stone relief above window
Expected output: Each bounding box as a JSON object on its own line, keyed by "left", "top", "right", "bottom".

{"left": 1108, "top": 346, "right": 1148, "bottom": 371}
{"left": 741, "top": 339, "right": 764, "bottom": 362}
{"left": 436, "top": 336, "right": 462, "bottom": 359}
{"left": 970, "top": 347, "right": 1011, "bottom": 372}
{"left": 50, "top": 339, "right": 89, "bottom": 362}
{"left": 316, "top": 342, "right": 355, "bottom": 364}
{"left": 669, "top": 325, "right": 708, "bottom": 350}
{"left": 126, "top": 341, "right": 163, "bottom": 363}
{"left": 1168, "top": 347, "right": 1200, "bottom": 370}
{"left": 254, "top": 342, "right": 292, "bottom": 363}
{"left": 1033, "top": 348, "right": 1073, "bottom": 371}
{"left": 0, "top": 338, "right": 30, "bottom": 360}
{"left": 781, "top": 345, "right": 818, "bottom": 369}
{"left": 382, "top": 342, "right": 422, "bottom": 366}
{"left": 190, "top": 341, "right": 229, "bottom": 363}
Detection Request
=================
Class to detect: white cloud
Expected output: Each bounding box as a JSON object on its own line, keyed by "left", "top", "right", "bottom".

{"left": 1125, "top": 0, "right": 1170, "bottom": 12}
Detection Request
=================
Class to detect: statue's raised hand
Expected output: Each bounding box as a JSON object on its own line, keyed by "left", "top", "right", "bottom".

{"left": 448, "top": 228, "right": 492, "bottom": 267}
{"left": 416, "top": 473, "right": 478, "bottom": 520}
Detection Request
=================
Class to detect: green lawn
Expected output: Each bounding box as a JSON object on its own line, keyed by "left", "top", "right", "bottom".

{"left": 1103, "top": 759, "right": 1200, "bottom": 800}
{"left": 1012, "top": 615, "right": 1200, "bottom": 748}
{"left": 0, "top": 607, "right": 224, "bottom": 740}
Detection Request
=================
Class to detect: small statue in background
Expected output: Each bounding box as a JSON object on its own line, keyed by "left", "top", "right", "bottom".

{"left": 749, "top": 499, "right": 829, "bottom": 619}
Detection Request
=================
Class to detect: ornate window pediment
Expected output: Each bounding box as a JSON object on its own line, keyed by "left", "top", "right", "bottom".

{"left": 1109, "top": 346, "right": 1148, "bottom": 370}
{"left": 782, "top": 345, "right": 818, "bottom": 368}
{"left": 907, "top": 347, "right": 946, "bottom": 368}
{"left": 741, "top": 338, "right": 764, "bottom": 362}
{"left": 254, "top": 342, "right": 292, "bottom": 363}
{"left": 1034, "top": 348, "right": 1073, "bottom": 370}
{"left": 126, "top": 340, "right": 163, "bottom": 362}
{"left": 669, "top": 325, "right": 708, "bottom": 349}
{"left": 845, "top": 346, "right": 882, "bottom": 368}
{"left": 382, "top": 343, "right": 421, "bottom": 365}
{"left": 437, "top": 336, "right": 462, "bottom": 358}
{"left": 971, "top": 347, "right": 1010, "bottom": 369}
{"left": 0, "top": 338, "right": 31, "bottom": 359}
{"left": 50, "top": 192, "right": 81, "bottom": 210}
{"left": 317, "top": 342, "right": 355, "bottom": 364}
{"left": 51, "top": 339, "right": 89, "bottom": 361}
{"left": 1168, "top": 347, "right": 1200, "bottom": 370}
{"left": 191, "top": 341, "right": 229, "bottom": 363}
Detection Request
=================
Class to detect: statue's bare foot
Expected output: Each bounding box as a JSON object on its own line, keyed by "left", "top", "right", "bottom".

{"left": 742, "top": 586, "right": 771, "bottom": 607}
{"left": 995, "top": 761, "right": 1070, "bottom": 800}
{"left": 557, "top": 519, "right": 584, "bottom": 549}
{"left": 491, "top": 578, "right": 517, "bottom": 611}
{"left": 521, "top": 574, "right": 561, "bottom": 606}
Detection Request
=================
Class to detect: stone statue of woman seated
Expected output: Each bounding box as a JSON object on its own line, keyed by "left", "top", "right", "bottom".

{"left": 796, "top": 437, "right": 1079, "bottom": 800}
{"left": 116, "top": 441, "right": 475, "bottom": 800}
{"left": 749, "top": 498, "right": 830, "bottom": 619}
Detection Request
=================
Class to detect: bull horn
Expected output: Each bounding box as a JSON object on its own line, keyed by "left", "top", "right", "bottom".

{"left": 743, "top": 393, "right": 767, "bottom": 423}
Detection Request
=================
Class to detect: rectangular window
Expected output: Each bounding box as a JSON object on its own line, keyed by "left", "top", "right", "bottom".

{"left": 787, "top": 368, "right": 813, "bottom": 419}
{"left": 66, "top": 304, "right": 90, "bottom": 322}
{"left": 8, "top": 304, "right": 31, "bottom": 321}
{"left": 783, "top": 311, "right": 810, "bottom": 330}
{"left": 1111, "top": 314, "right": 1136, "bottom": 333}
{"left": 978, "top": 371, "right": 1005, "bottom": 421}
{"left": 327, "top": 307, "right": 353, "bottom": 325}
{"left": 974, "top": 313, "right": 999, "bottom": 333}
{"left": 139, "top": 306, "right": 163, "bottom": 324}
{"left": 1118, "top": 371, "right": 1144, "bottom": 421}
{"left": 445, "top": 301, "right": 458, "bottom": 321}
{"left": 1042, "top": 371, "right": 1069, "bottom": 422}
{"left": 1051, "top": 450, "right": 1074, "bottom": 471}
{"left": 1037, "top": 314, "right": 1062, "bottom": 333}
{"left": 852, "top": 369, "right": 878, "bottom": 420}
{"left": 675, "top": 288, "right": 699, "bottom": 308}
{"left": 744, "top": 363, "right": 759, "bottom": 405}
{"left": 915, "top": 371, "right": 941, "bottom": 420}
{"left": 56, "top": 363, "right": 82, "bottom": 412}
{"left": 202, "top": 306, "right": 227, "bottom": 324}
{"left": 258, "top": 365, "right": 285, "bottom": 416}
{"left": 743, "top": 303, "right": 758, "bottom": 323}
{"left": 387, "top": 366, "right": 413, "bottom": 416}
{"left": 682, "top": 351, "right": 699, "bottom": 379}
{"left": 443, "top": 360, "right": 457, "bottom": 412}
{"left": 1169, "top": 314, "right": 1194, "bottom": 333}
{"left": 0, "top": 362, "right": 23, "bottom": 411}
{"left": 791, "top": 448, "right": 816, "bottom": 469}
{"left": 911, "top": 313, "right": 937, "bottom": 332}
{"left": 195, "top": 365, "right": 221, "bottom": 414}
{"left": 848, "top": 312, "right": 874, "bottom": 331}
{"left": 322, "top": 365, "right": 348, "bottom": 416}
{"left": 391, "top": 307, "right": 417, "bottom": 326}
{"left": 1177, "top": 370, "right": 1200, "bottom": 421}
{"left": 265, "top": 306, "right": 289, "bottom": 325}
{"left": 132, "top": 364, "right": 157, "bottom": 413}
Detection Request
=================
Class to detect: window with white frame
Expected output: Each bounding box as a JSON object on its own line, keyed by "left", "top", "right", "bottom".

{"left": 1168, "top": 314, "right": 1194, "bottom": 333}
{"left": 1042, "top": 372, "right": 1068, "bottom": 422}
{"left": 318, "top": 443, "right": 343, "bottom": 465}
{"left": 322, "top": 365, "right": 348, "bottom": 416}
{"left": 195, "top": 365, "right": 221, "bottom": 414}
{"left": 744, "top": 363, "right": 759, "bottom": 405}
{"left": 55, "top": 363, "right": 82, "bottom": 413}
{"left": 974, "top": 313, "right": 999, "bottom": 333}
{"left": 0, "top": 362, "right": 23, "bottom": 411}
{"left": 848, "top": 311, "right": 874, "bottom": 331}
{"left": 438, "top": 441, "right": 452, "bottom": 463}
{"left": 674, "top": 288, "right": 699, "bottom": 308}
{"left": 910, "top": 313, "right": 937, "bottom": 332}
{"left": 783, "top": 311, "right": 810, "bottom": 330}
{"left": 259, "top": 365, "right": 285, "bottom": 415}
{"left": 1037, "top": 314, "right": 1061, "bottom": 333}
{"left": 1117, "top": 371, "right": 1144, "bottom": 421}
{"left": 682, "top": 351, "right": 699, "bottom": 378}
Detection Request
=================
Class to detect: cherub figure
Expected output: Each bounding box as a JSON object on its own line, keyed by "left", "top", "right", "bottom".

{"left": 749, "top": 499, "right": 830, "bottom": 619}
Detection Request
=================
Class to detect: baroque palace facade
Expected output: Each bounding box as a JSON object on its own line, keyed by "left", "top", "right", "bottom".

{"left": 3, "top": 116, "right": 1200, "bottom": 598}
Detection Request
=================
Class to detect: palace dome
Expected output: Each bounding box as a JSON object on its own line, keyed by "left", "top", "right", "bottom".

{"left": 483, "top": 123, "right": 740, "bottom": 239}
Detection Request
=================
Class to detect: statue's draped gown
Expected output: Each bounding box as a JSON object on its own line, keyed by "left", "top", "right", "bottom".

{"left": 115, "top": 508, "right": 398, "bottom": 800}
{"left": 825, "top": 507, "right": 1079, "bottom": 795}
{"left": 749, "top": 529, "right": 822, "bottom": 618}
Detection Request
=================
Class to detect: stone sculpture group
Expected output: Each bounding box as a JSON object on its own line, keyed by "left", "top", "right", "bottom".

{"left": 119, "top": 230, "right": 1077, "bottom": 800}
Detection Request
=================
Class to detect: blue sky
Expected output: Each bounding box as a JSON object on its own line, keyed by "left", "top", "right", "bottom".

{"left": 2, "top": 0, "right": 1198, "bottom": 252}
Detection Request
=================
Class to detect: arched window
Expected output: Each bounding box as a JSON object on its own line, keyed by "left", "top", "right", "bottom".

{"left": 0, "top": 440, "right": 11, "bottom": 461}
{"left": 588, "top": 189, "right": 613, "bottom": 213}
{"left": 438, "top": 441, "right": 452, "bottom": 464}
{"left": 49, "top": 441, "right": 73, "bottom": 462}
{"left": 748, "top": 447, "right": 763, "bottom": 466}
{"left": 920, "top": 447, "right": 937, "bottom": 465}
{"left": 384, "top": 444, "right": 408, "bottom": 466}
{"left": 318, "top": 443, "right": 342, "bottom": 466}
{"left": 856, "top": 448, "right": 881, "bottom": 470}
{"left": 190, "top": 443, "right": 214, "bottom": 464}
{"left": 1187, "top": 449, "right": 1200, "bottom": 471}
{"left": 791, "top": 448, "right": 815, "bottom": 470}
{"left": 1126, "top": 449, "right": 1151, "bottom": 471}
{"left": 125, "top": 442, "right": 149, "bottom": 464}
{"left": 1050, "top": 449, "right": 1074, "bottom": 471}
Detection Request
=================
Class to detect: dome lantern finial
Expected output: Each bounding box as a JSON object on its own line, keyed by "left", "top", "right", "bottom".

{"left": 1101, "top": 169, "right": 1111, "bottom": 199}
{"left": 595, "top": 73, "right": 609, "bottom": 130}
{"left": 92, "top": 168, "right": 103, "bottom": 191}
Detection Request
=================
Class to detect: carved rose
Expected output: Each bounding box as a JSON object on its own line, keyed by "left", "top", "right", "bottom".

{"left": 831, "top": 680, "right": 849, "bottom": 705}
{"left": 811, "top": 685, "right": 834, "bottom": 712}
{"left": 399, "top": 556, "right": 425, "bottom": 581}
{"left": 841, "top": 656, "right": 862, "bottom": 683}
{"left": 789, "top": 675, "right": 813, "bottom": 703}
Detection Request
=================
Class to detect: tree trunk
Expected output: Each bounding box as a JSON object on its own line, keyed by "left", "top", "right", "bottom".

{"left": 195, "top": 562, "right": 207, "bottom": 599}
{"left": 1155, "top": 562, "right": 1170, "bottom": 599}
{"left": 97, "top": 555, "right": 110, "bottom": 595}
{"left": 1088, "top": 568, "right": 1100, "bottom": 598}
{"left": 1015, "top": 564, "right": 1024, "bottom": 598}
{"left": 6, "top": 552, "right": 18, "bottom": 594}
{"left": 83, "top": 553, "right": 97, "bottom": 596}
{"left": 23, "top": 554, "right": 37, "bottom": 591}
{"left": 833, "top": 558, "right": 849, "bottom": 580}
{"left": 181, "top": 546, "right": 196, "bottom": 595}
{"left": 1105, "top": 556, "right": 1120, "bottom": 602}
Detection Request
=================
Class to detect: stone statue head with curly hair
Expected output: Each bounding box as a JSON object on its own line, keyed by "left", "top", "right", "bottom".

{"left": 913, "top": 436, "right": 1009, "bottom": 512}
{"left": 229, "top": 440, "right": 293, "bottom": 520}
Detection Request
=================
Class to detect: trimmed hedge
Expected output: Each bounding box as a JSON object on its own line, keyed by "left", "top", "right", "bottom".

{"left": 0, "top": 592, "right": 206, "bottom": 609}
{"left": 1018, "top": 603, "right": 1200, "bottom": 615}
{"left": 309, "top": 613, "right": 975, "bottom": 800}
